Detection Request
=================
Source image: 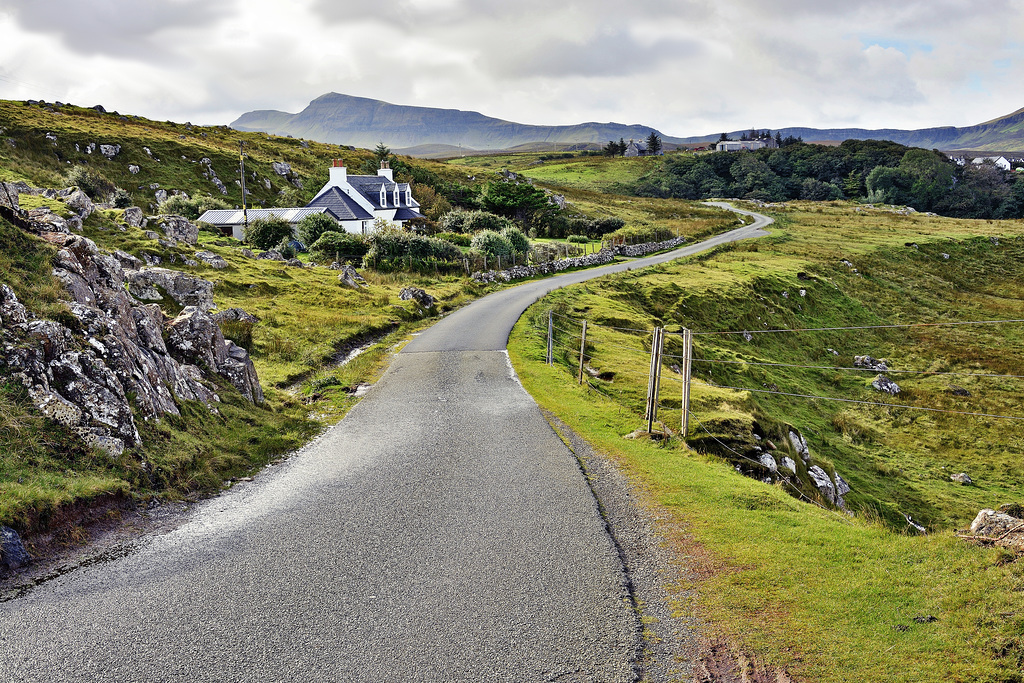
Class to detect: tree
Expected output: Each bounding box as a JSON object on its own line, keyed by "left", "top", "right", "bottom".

{"left": 374, "top": 141, "right": 391, "bottom": 165}
{"left": 481, "top": 181, "right": 550, "bottom": 224}
{"left": 243, "top": 216, "right": 294, "bottom": 250}
{"left": 646, "top": 131, "right": 662, "bottom": 156}
{"left": 618, "top": 138, "right": 627, "bottom": 156}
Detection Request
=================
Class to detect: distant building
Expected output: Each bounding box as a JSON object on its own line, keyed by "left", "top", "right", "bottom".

{"left": 972, "top": 156, "right": 1012, "bottom": 171}
{"left": 716, "top": 139, "right": 769, "bottom": 152}
{"left": 198, "top": 207, "right": 340, "bottom": 242}
{"left": 305, "top": 160, "right": 424, "bottom": 234}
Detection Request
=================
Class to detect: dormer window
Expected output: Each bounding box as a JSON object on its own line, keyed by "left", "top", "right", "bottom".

{"left": 405, "top": 188, "right": 412, "bottom": 205}
{"left": 379, "top": 185, "right": 386, "bottom": 206}
{"left": 393, "top": 187, "right": 399, "bottom": 206}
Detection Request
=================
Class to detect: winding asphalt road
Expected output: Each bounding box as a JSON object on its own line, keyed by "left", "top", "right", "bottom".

{"left": 0, "top": 205, "right": 770, "bottom": 682}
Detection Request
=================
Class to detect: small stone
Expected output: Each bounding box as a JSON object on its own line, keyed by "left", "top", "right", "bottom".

{"left": 1, "top": 526, "right": 31, "bottom": 570}
{"left": 950, "top": 472, "right": 973, "bottom": 486}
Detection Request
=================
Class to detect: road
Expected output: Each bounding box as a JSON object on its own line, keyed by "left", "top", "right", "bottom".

{"left": 0, "top": 205, "right": 770, "bottom": 682}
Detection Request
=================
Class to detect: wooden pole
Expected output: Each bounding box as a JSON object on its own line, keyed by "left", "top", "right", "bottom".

{"left": 547, "top": 311, "right": 554, "bottom": 365}
{"left": 646, "top": 327, "right": 664, "bottom": 433}
{"left": 680, "top": 328, "right": 692, "bottom": 438}
{"left": 577, "top": 320, "right": 588, "bottom": 385}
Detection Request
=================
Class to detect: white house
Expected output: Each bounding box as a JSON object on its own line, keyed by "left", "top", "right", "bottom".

{"left": 972, "top": 156, "right": 1012, "bottom": 171}
{"left": 716, "top": 140, "right": 768, "bottom": 152}
{"left": 304, "top": 160, "right": 424, "bottom": 235}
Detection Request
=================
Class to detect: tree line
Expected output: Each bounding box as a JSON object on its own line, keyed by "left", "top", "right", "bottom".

{"left": 629, "top": 139, "right": 1024, "bottom": 219}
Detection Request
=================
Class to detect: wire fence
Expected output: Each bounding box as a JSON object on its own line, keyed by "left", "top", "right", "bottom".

{"left": 531, "top": 309, "right": 1024, "bottom": 439}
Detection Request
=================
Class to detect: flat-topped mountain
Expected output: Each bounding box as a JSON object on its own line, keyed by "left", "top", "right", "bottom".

{"left": 232, "top": 93, "right": 1024, "bottom": 155}
{"left": 230, "top": 93, "right": 679, "bottom": 153}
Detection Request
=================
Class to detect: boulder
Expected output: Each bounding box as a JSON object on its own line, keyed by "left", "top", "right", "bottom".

{"left": 854, "top": 355, "right": 888, "bottom": 372}
{"left": 1, "top": 526, "right": 30, "bottom": 571}
{"left": 100, "top": 143, "right": 121, "bottom": 159}
{"left": 758, "top": 453, "right": 778, "bottom": 473}
{"left": 400, "top": 287, "right": 435, "bottom": 309}
{"left": 122, "top": 206, "right": 146, "bottom": 228}
{"left": 871, "top": 375, "right": 900, "bottom": 395}
{"left": 166, "top": 307, "right": 263, "bottom": 403}
{"left": 195, "top": 250, "right": 229, "bottom": 269}
{"left": 62, "top": 189, "right": 95, "bottom": 219}
{"left": 337, "top": 264, "right": 365, "bottom": 289}
{"left": 951, "top": 472, "right": 973, "bottom": 485}
{"left": 212, "top": 308, "right": 259, "bottom": 324}
{"left": 153, "top": 214, "right": 199, "bottom": 246}
{"left": 788, "top": 429, "right": 810, "bottom": 462}
{"left": 969, "top": 509, "right": 1024, "bottom": 549}
{"left": 272, "top": 161, "right": 292, "bottom": 177}
{"left": 780, "top": 456, "right": 797, "bottom": 473}
{"left": 128, "top": 164, "right": 140, "bottom": 175}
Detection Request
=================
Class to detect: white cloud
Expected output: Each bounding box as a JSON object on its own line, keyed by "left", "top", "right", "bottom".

{"left": 0, "top": 0, "right": 1021, "bottom": 135}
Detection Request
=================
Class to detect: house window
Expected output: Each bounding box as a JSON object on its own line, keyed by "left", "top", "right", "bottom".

{"left": 379, "top": 186, "right": 386, "bottom": 206}
{"left": 393, "top": 187, "right": 399, "bottom": 206}
{"left": 405, "top": 188, "right": 412, "bottom": 205}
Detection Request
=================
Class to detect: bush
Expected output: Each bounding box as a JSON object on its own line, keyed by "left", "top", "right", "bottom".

{"left": 470, "top": 230, "right": 514, "bottom": 258}
{"left": 310, "top": 231, "right": 369, "bottom": 261}
{"left": 110, "top": 188, "right": 133, "bottom": 208}
{"left": 435, "top": 231, "right": 472, "bottom": 247}
{"left": 160, "top": 194, "right": 197, "bottom": 218}
{"left": 438, "top": 208, "right": 516, "bottom": 234}
{"left": 500, "top": 226, "right": 530, "bottom": 254}
{"left": 64, "top": 165, "right": 114, "bottom": 200}
{"left": 243, "top": 216, "right": 294, "bottom": 250}
{"left": 297, "top": 212, "right": 339, "bottom": 245}
{"left": 363, "top": 225, "right": 462, "bottom": 269}
{"left": 566, "top": 234, "right": 589, "bottom": 244}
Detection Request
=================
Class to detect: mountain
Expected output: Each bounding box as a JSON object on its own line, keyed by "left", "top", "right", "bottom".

{"left": 233, "top": 94, "right": 1024, "bottom": 156}
{"left": 688, "top": 106, "right": 1024, "bottom": 153}
{"left": 230, "top": 93, "right": 680, "bottom": 154}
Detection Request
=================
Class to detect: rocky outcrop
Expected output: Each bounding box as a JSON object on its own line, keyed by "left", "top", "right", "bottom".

{"left": 336, "top": 264, "right": 366, "bottom": 289}
{"left": 195, "top": 250, "right": 229, "bottom": 269}
{"left": 854, "top": 355, "right": 888, "bottom": 372}
{"left": 1, "top": 230, "right": 264, "bottom": 458}
{"left": 967, "top": 507, "right": 1024, "bottom": 549}
{"left": 152, "top": 215, "right": 198, "bottom": 246}
{"left": 871, "top": 375, "right": 900, "bottom": 395}
{"left": 125, "top": 267, "right": 215, "bottom": 311}
{"left": 399, "top": 287, "right": 435, "bottom": 309}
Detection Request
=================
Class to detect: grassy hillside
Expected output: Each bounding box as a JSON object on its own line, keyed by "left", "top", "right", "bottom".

{"left": 509, "top": 200, "right": 1024, "bottom": 681}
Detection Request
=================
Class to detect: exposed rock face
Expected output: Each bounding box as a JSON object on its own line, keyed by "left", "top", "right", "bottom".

{"left": 337, "top": 264, "right": 365, "bottom": 289}
{"left": 807, "top": 465, "right": 850, "bottom": 509}
{"left": 854, "top": 355, "right": 888, "bottom": 372}
{"left": 100, "top": 143, "right": 121, "bottom": 159}
{"left": 153, "top": 214, "right": 198, "bottom": 246}
{"left": 122, "top": 206, "right": 146, "bottom": 228}
{"left": 213, "top": 308, "right": 259, "bottom": 324}
{"left": 0, "top": 182, "right": 19, "bottom": 211}
{"left": 272, "top": 161, "right": 292, "bottom": 177}
{"left": 788, "top": 429, "right": 810, "bottom": 462}
{"left": 125, "top": 268, "right": 215, "bottom": 312}
{"left": 1, "top": 526, "right": 30, "bottom": 570}
{"left": 195, "top": 250, "right": 229, "bottom": 269}
{"left": 1, "top": 230, "right": 264, "bottom": 458}
{"left": 61, "top": 189, "right": 95, "bottom": 219}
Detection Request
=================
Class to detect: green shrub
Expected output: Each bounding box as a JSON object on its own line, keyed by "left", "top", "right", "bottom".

{"left": 363, "top": 225, "right": 462, "bottom": 269}
{"left": 110, "top": 188, "right": 133, "bottom": 208}
{"left": 470, "top": 230, "right": 514, "bottom": 258}
{"left": 566, "top": 234, "right": 589, "bottom": 244}
{"left": 297, "top": 212, "right": 338, "bottom": 246}
{"left": 243, "top": 216, "right": 294, "bottom": 250}
{"left": 160, "top": 195, "right": 230, "bottom": 220}
{"left": 438, "top": 209, "right": 516, "bottom": 234}
{"left": 64, "top": 165, "right": 114, "bottom": 200}
{"left": 309, "top": 231, "right": 369, "bottom": 261}
{"left": 435, "top": 231, "right": 471, "bottom": 247}
{"left": 500, "top": 226, "right": 530, "bottom": 254}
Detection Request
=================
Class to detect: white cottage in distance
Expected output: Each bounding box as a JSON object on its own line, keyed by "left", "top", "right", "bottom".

{"left": 198, "top": 159, "right": 424, "bottom": 240}
{"left": 304, "top": 159, "right": 424, "bottom": 235}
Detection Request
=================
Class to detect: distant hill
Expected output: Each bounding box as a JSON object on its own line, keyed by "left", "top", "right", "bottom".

{"left": 691, "top": 107, "right": 1024, "bottom": 153}
{"left": 232, "top": 94, "right": 1024, "bottom": 156}
{"left": 231, "top": 93, "right": 680, "bottom": 154}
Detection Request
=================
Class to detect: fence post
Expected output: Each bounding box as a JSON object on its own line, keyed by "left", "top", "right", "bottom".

{"left": 680, "top": 328, "right": 692, "bottom": 438}
{"left": 577, "top": 320, "right": 588, "bottom": 385}
{"left": 646, "top": 327, "right": 664, "bottom": 434}
{"left": 547, "top": 311, "right": 554, "bottom": 365}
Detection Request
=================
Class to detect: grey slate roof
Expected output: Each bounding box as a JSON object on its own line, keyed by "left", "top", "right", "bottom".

{"left": 305, "top": 187, "right": 374, "bottom": 221}
{"left": 198, "top": 207, "right": 339, "bottom": 226}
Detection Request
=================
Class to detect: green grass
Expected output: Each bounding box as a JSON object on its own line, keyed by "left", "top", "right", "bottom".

{"left": 508, "top": 200, "right": 1024, "bottom": 681}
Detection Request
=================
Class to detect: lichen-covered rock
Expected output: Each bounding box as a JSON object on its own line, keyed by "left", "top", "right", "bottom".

{"left": 100, "top": 143, "right": 121, "bottom": 159}
{"left": 871, "top": 374, "right": 900, "bottom": 395}
{"left": 125, "top": 267, "right": 215, "bottom": 311}
{"left": 61, "top": 189, "right": 95, "bottom": 219}
{"left": 0, "top": 181, "right": 20, "bottom": 211}
{"left": 272, "top": 161, "right": 292, "bottom": 177}
{"left": 951, "top": 472, "right": 973, "bottom": 485}
{"left": 758, "top": 453, "right": 778, "bottom": 473}
{"left": 854, "top": 355, "right": 888, "bottom": 372}
{"left": 788, "top": 429, "right": 810, "bottom": 462}
{"left": 399, "top": 287, "right": 435, "bottom": 309}
{"left": 166, "top": 307, "right": 263, "bottom": 402}
{"left": 338, "top": 264, "right": 365, "bottom": 289}
{"left": 153, "top": 214, "right": 198, "bottom": 246}
{"left": 195, "top": 250, "right": 229, "bottom": 269}
{"left": 122, "top": 206, "right": 146, "bottom": 228}
{"left": 213, "top": 308, "right": 259, "bottom": 324}
{"left": 969, "top": 509, "right": 1024, "bottom": 549}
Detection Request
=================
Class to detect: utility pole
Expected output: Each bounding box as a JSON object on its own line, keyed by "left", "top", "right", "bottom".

{"left": 239, "top": 141, "right": 248, "bottom": 235}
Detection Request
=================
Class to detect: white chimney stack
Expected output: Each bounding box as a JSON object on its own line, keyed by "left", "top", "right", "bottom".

{"left": 377, "top": 159, "right": 393, "bottom": 181}
{"left": 329, "top": 159, "right": 347, "bottom": 186}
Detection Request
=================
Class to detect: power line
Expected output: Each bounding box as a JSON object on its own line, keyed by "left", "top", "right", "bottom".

{"left": 690, "top": 319, "right": 1024, "bottom": 337}
{"left": 688, "top": 357, "right": 1024, "bottom": 380}
{"left": 706, "top": 383, "right": 1024, "bottom": 421}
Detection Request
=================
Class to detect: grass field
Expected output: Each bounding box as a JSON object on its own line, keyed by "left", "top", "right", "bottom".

{"left": 508, "top": 200, "right": 1024, "bottom": 681}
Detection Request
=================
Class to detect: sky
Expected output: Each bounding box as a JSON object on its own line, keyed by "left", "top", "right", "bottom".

{"left": 0, "top": 0, "right": 1022, "bottom": 138}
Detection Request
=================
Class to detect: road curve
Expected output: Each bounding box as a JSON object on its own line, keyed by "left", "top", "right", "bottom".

{"left": 0, "top": 205, "right": 770, "bottom": 682}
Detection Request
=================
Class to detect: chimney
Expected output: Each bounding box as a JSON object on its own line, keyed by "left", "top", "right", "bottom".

{"left": 377, "top": 159, "right": 393, "bottom": 181}
{"left": 329, "top": 159, "right": 347, "bottom": 186}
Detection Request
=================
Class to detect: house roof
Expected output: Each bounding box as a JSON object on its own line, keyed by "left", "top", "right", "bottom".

{"left": 305, "top": 187, "right": 374, "bottom": 221}
{"left": 393, "top": 207, "right": 425, "bottom": 221}
{"left": 198, "top": 207, "right": 338, "bottom": 226}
